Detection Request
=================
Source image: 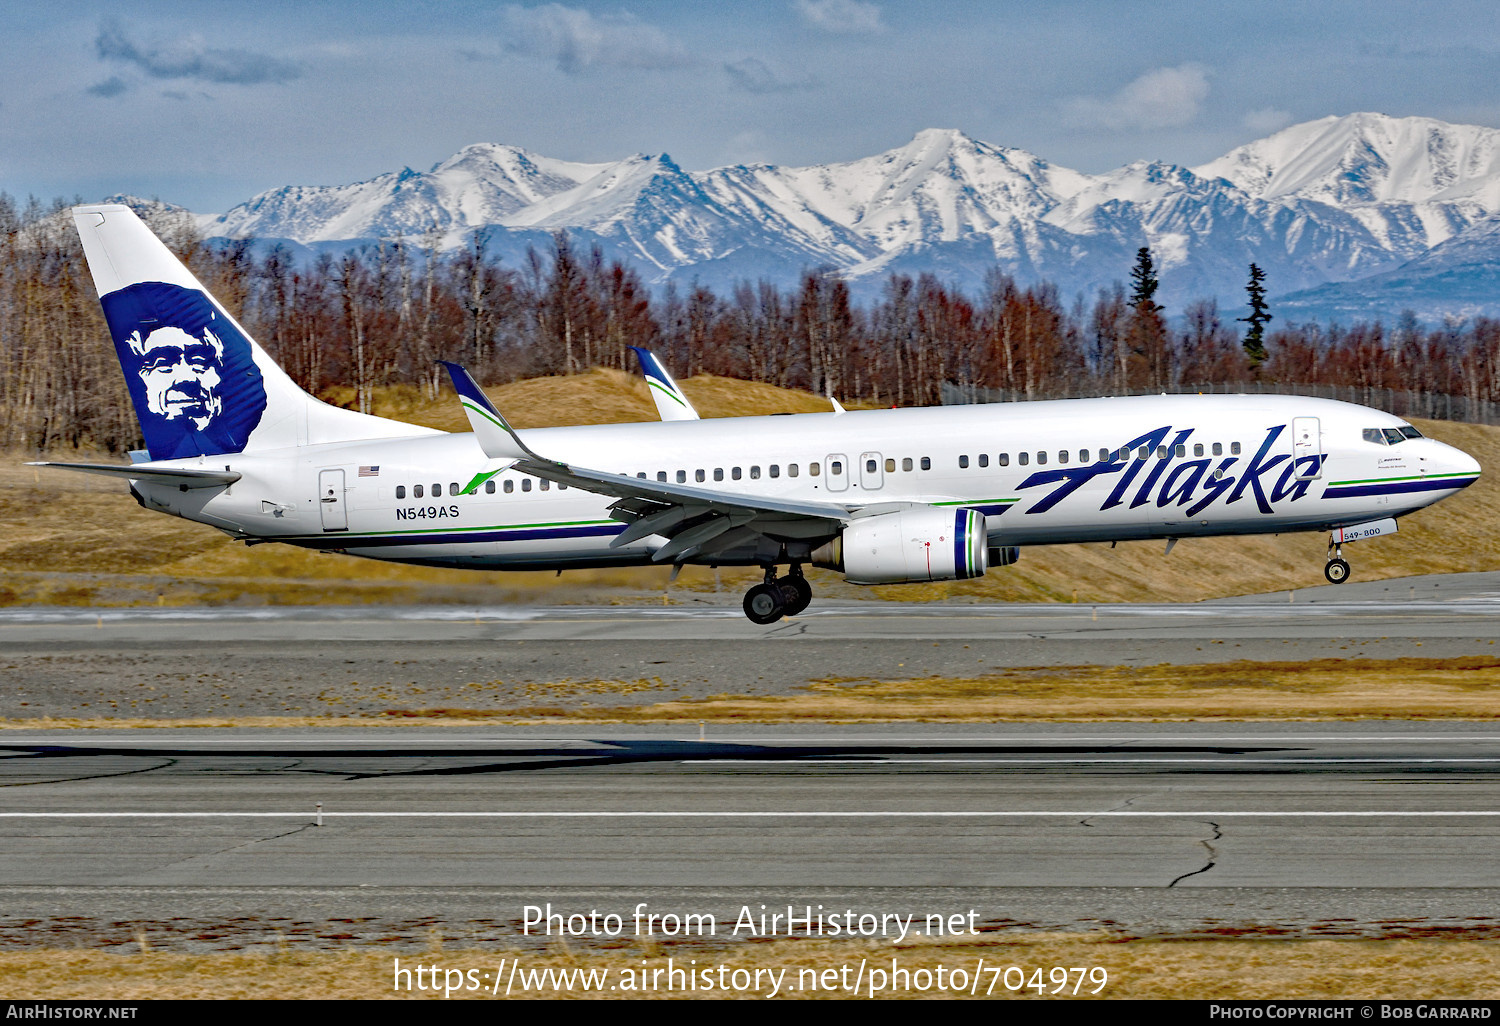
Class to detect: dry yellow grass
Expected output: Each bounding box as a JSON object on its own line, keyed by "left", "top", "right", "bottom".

{"left": 0, "top": 936, "right": 1495, "bottom": 999}
{"left": 2, "top": 656, "right": 1496, "bottom": 728}
{"left": 6, "top": 371, "right": 1499, "bottom": 606}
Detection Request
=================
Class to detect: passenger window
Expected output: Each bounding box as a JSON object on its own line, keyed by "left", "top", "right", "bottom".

{"left": 1058, "top": 450, "right": 1069, "bottom": 464}
{"left": 1037, "top": 451, "right": 1047, "bottom": 465}
{"left": 920, "top": 457, "right": 931, "bottom": 470}
{"left": 750, "top": 466, "right": 761, "bottom": 479}
{"left": 1098, "top": 449, "right": 1109, "bottom": 462}
{"left": 1019, "top": 453, "right": 1029, "bottom": 466}
{"left": 1080, "top": 450, "right": 1089, "bottom": 463}
{"left": 809, "top": 463, "right": 820, "bottom": 477}
{"left": 902, "top": 458, "right": 913, "bottom": 471}
{"left": 959, "top": 455, "right": 969, "bottom": 469}
{"left": 1212, "top": 443, "right": 1223, "bottom": 456}
{"left": 998, "top": 453, "right": 1009, "bottom": 467}
{"left": 432, "top": 483, "right": 442, "bottom": 496}
{"left": 1156, "top": 446, "right": 1168, "bottom": 460}
{"left": 789, "top": 464, "right": 799, "bottom": 478}
{"left": 1231, "top": 442, "right": 1242, "bottom": 455}
{"left": 978, "top": 454, "right": 988, "bottom": 468}
{"left": 1136, "top": 446, "right": 1149, "bottom": 460}
{"left": 657, "top": 471, "right": 668, "bottom": 482}
{"left": 770, "top": 465, "right": 780, "bottom": 478}
{"left": 504, "top": 480, "right": 514, "bottom": 493}
{"left": 559, "top": 484, "right": 567, "bottom": 490}
{"left": 1174, "top": 445, "right": 1185, "bottom": 458}
{"left": 733, "top": 467, "right": 742, "bottom": 480}
{"left": 1193, "top": 444, "right": 1204, "bottom": 457}
{"left": 677, "top": 470, "right": 686, "bottom": 483}
{"left": 414, "top": 484, "right": 424, "bottom": 498}
{"left": 522, "top": 479, "right": 532, "bottom": 492}
{"left": 830, "top": 461, "right": 842, "bottom": 476}
{"left": 865, "top": 459, "right": 877, "bottom": 473}
{"left": 714, "top": 468, "right": 724, "bottom": 481}
{"left": 540, "top": 480, "right": 549, "bottom": 490}
{"left": 485, "top": 481, "right": 496, "bottom": 494}
{"left": 450, "top": 482, "right": 459, "bottom": 495}
{"left": 695, "top": 469, "right": 705, "bottom": 482}
{"left": 396, "top": 485, "right": 406, "bottom": 499}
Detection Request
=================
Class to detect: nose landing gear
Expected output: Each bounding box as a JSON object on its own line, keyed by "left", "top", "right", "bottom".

{"left": 742, "top": 564, "right": 813, "bottom": 623}
{"left": 1324, "top": 541, "right": 1350, "bottom": 585}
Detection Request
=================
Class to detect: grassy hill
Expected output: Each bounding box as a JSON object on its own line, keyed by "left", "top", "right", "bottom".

{"left": 4, "top": 369, "right": 1496, "bottom": 607}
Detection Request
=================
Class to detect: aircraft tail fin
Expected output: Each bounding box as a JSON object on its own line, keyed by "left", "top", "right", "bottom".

{"left": 72, "top": 204, "right": 435, "bottom": 462}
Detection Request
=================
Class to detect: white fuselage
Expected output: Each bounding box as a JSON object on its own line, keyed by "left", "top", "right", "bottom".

{"left": 129, "top": 394, "right": 1480, "bottom": 573}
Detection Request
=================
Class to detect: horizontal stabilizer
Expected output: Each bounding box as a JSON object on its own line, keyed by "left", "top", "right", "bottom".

{"left": 29, "top": 461, "right": 241, "bottom": 489}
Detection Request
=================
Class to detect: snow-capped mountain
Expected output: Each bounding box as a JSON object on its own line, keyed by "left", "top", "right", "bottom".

{"left": 200, "top": 114, "right": 1500, "bottom": 317}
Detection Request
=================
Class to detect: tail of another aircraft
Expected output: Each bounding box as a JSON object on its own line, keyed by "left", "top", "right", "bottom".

{"left": 73, "top": 204, "right": 434, "bottom": 462}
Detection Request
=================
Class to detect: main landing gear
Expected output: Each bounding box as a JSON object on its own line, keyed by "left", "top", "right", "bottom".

{"left": 743, "top": 564, "right": 813, "bottom": 624}
{"left": 1324, "top": 541, "right": 1350, "bottom": 585}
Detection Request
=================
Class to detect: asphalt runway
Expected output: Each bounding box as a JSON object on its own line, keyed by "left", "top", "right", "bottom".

{"left": 4, "top": 570, "right": 1500, "bottom": 717}
{"left": 0, "top": 724, "right": 1496, "bottom": 949}
{"left": 2, "top": 578, "right": 1499, "bottom": 950}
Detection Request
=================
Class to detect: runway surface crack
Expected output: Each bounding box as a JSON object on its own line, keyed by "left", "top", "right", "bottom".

{"left": 1167, "top": 821, "right": 1222, "bottom": 887}
{"left": 150, "top": 821, "right": 321, "bottom": 874}
{"left": 0, "top": 757, "right": 177, "bottom": 788}
{"left": 1080, "top": 792, "right": 1149, "bottom": 827}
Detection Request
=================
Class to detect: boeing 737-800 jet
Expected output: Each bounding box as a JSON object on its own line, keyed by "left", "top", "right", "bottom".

{"left": 33, "top": 205, "right": 1482, "bottom": 623}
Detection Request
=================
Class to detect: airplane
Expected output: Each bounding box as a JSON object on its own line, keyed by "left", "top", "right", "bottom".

{"left": 33, "top": 203, "right": 1483, "bottom": 624}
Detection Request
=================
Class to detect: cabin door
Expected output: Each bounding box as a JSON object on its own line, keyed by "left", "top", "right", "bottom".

{"left": 1292, "top": 417, "right": 1322, "bottom": 479}
{"left": 319, "top": 469, "right": 348, "bottom": 531}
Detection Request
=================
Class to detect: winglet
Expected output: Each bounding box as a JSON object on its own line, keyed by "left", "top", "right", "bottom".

{"left": 439, "top": 361, "right": 535, "bottom": 461}
{"left": 630, "top": 347, "right": 699, "bottom": 422}
{"left": 829, "top": 396, "right": 847, "bottom": 415}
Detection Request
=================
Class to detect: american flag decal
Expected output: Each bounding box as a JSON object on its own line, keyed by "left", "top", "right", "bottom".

{"left": 358, "top": 466, "right": 380, "bottom": 477}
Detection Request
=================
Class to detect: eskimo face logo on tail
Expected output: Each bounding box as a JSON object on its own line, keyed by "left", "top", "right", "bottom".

{"left": 100, "top": 282, "right": 267, "bottom": 460}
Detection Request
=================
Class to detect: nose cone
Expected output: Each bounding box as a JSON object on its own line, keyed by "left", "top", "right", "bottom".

{"left": 1431, "top": 440, "right": 1481, "bottom": 483}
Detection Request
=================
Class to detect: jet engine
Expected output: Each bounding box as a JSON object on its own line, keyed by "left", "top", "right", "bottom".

{"left": 814, "top": 506, "right": 988, "bottom": 584}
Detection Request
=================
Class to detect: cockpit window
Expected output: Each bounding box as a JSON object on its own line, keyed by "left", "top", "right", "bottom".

{"left": 1365, "top": 426, "right": 1421, "bottom": 445}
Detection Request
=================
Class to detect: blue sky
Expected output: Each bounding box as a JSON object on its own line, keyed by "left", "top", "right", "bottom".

{"left": 5, "top": 0, "right": 1500, "bottom": 212}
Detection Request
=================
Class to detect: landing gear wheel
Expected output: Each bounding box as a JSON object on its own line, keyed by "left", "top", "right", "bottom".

{"left": 1324, "top": 558, "right": 1350, "bottom": 585}
{"left": 744, "top": 582, "right": 785, "bottom": 624}
{"left": 780, "top": 576, "right": 813, "bottom": 617}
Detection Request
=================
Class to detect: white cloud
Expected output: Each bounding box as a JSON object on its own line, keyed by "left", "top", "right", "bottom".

{"left": 724, "top": 57, "right": 818, "bottom": 94}
{"left": 503, "top": 4, "right": 694, "bottom": 74}
{"left": 95, "top": 20, "right": 302, "bottom": 86}
{"left": 1064, "top": 64, "right": 1210, "bottom": 131}
{"left": 794, "top": 0, "right": 885, "bottom": 35}
{"left": 1243, "top": 107, "right": 1294, "bottom": 135}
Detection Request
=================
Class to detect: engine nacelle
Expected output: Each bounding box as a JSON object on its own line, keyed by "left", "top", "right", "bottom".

{"left": 815, "top": 506, "right": 988, "bottom": 585}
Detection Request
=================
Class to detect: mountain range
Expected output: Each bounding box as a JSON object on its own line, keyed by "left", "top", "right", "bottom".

{"left": 196, "top": 113, "right": 1500, "bottom": 323}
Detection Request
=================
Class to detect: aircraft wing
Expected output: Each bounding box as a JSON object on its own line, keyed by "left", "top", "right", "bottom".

{"left": 440, "top": 362, "right": 852, "bottom": 562}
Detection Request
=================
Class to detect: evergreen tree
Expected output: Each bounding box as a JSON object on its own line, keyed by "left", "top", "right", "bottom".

{"left": 1128, "top": 247, "right": 1161, "bottom": 313}
{"left": 1239, "top": 263, "right": 1271, "bottom": 367}
{"left": 1126, "top": 247, "right": 1169, "bottom": 390}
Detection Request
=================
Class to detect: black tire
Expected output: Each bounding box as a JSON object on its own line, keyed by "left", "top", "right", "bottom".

{"left": 1324, "top": 558, "right": 1350, "bottom": 584}
{"left": 780, "top": 576, "right": 813, "bottom": 616}
{"left": 744, "top": 583, "right": 785, "bottom": 624}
